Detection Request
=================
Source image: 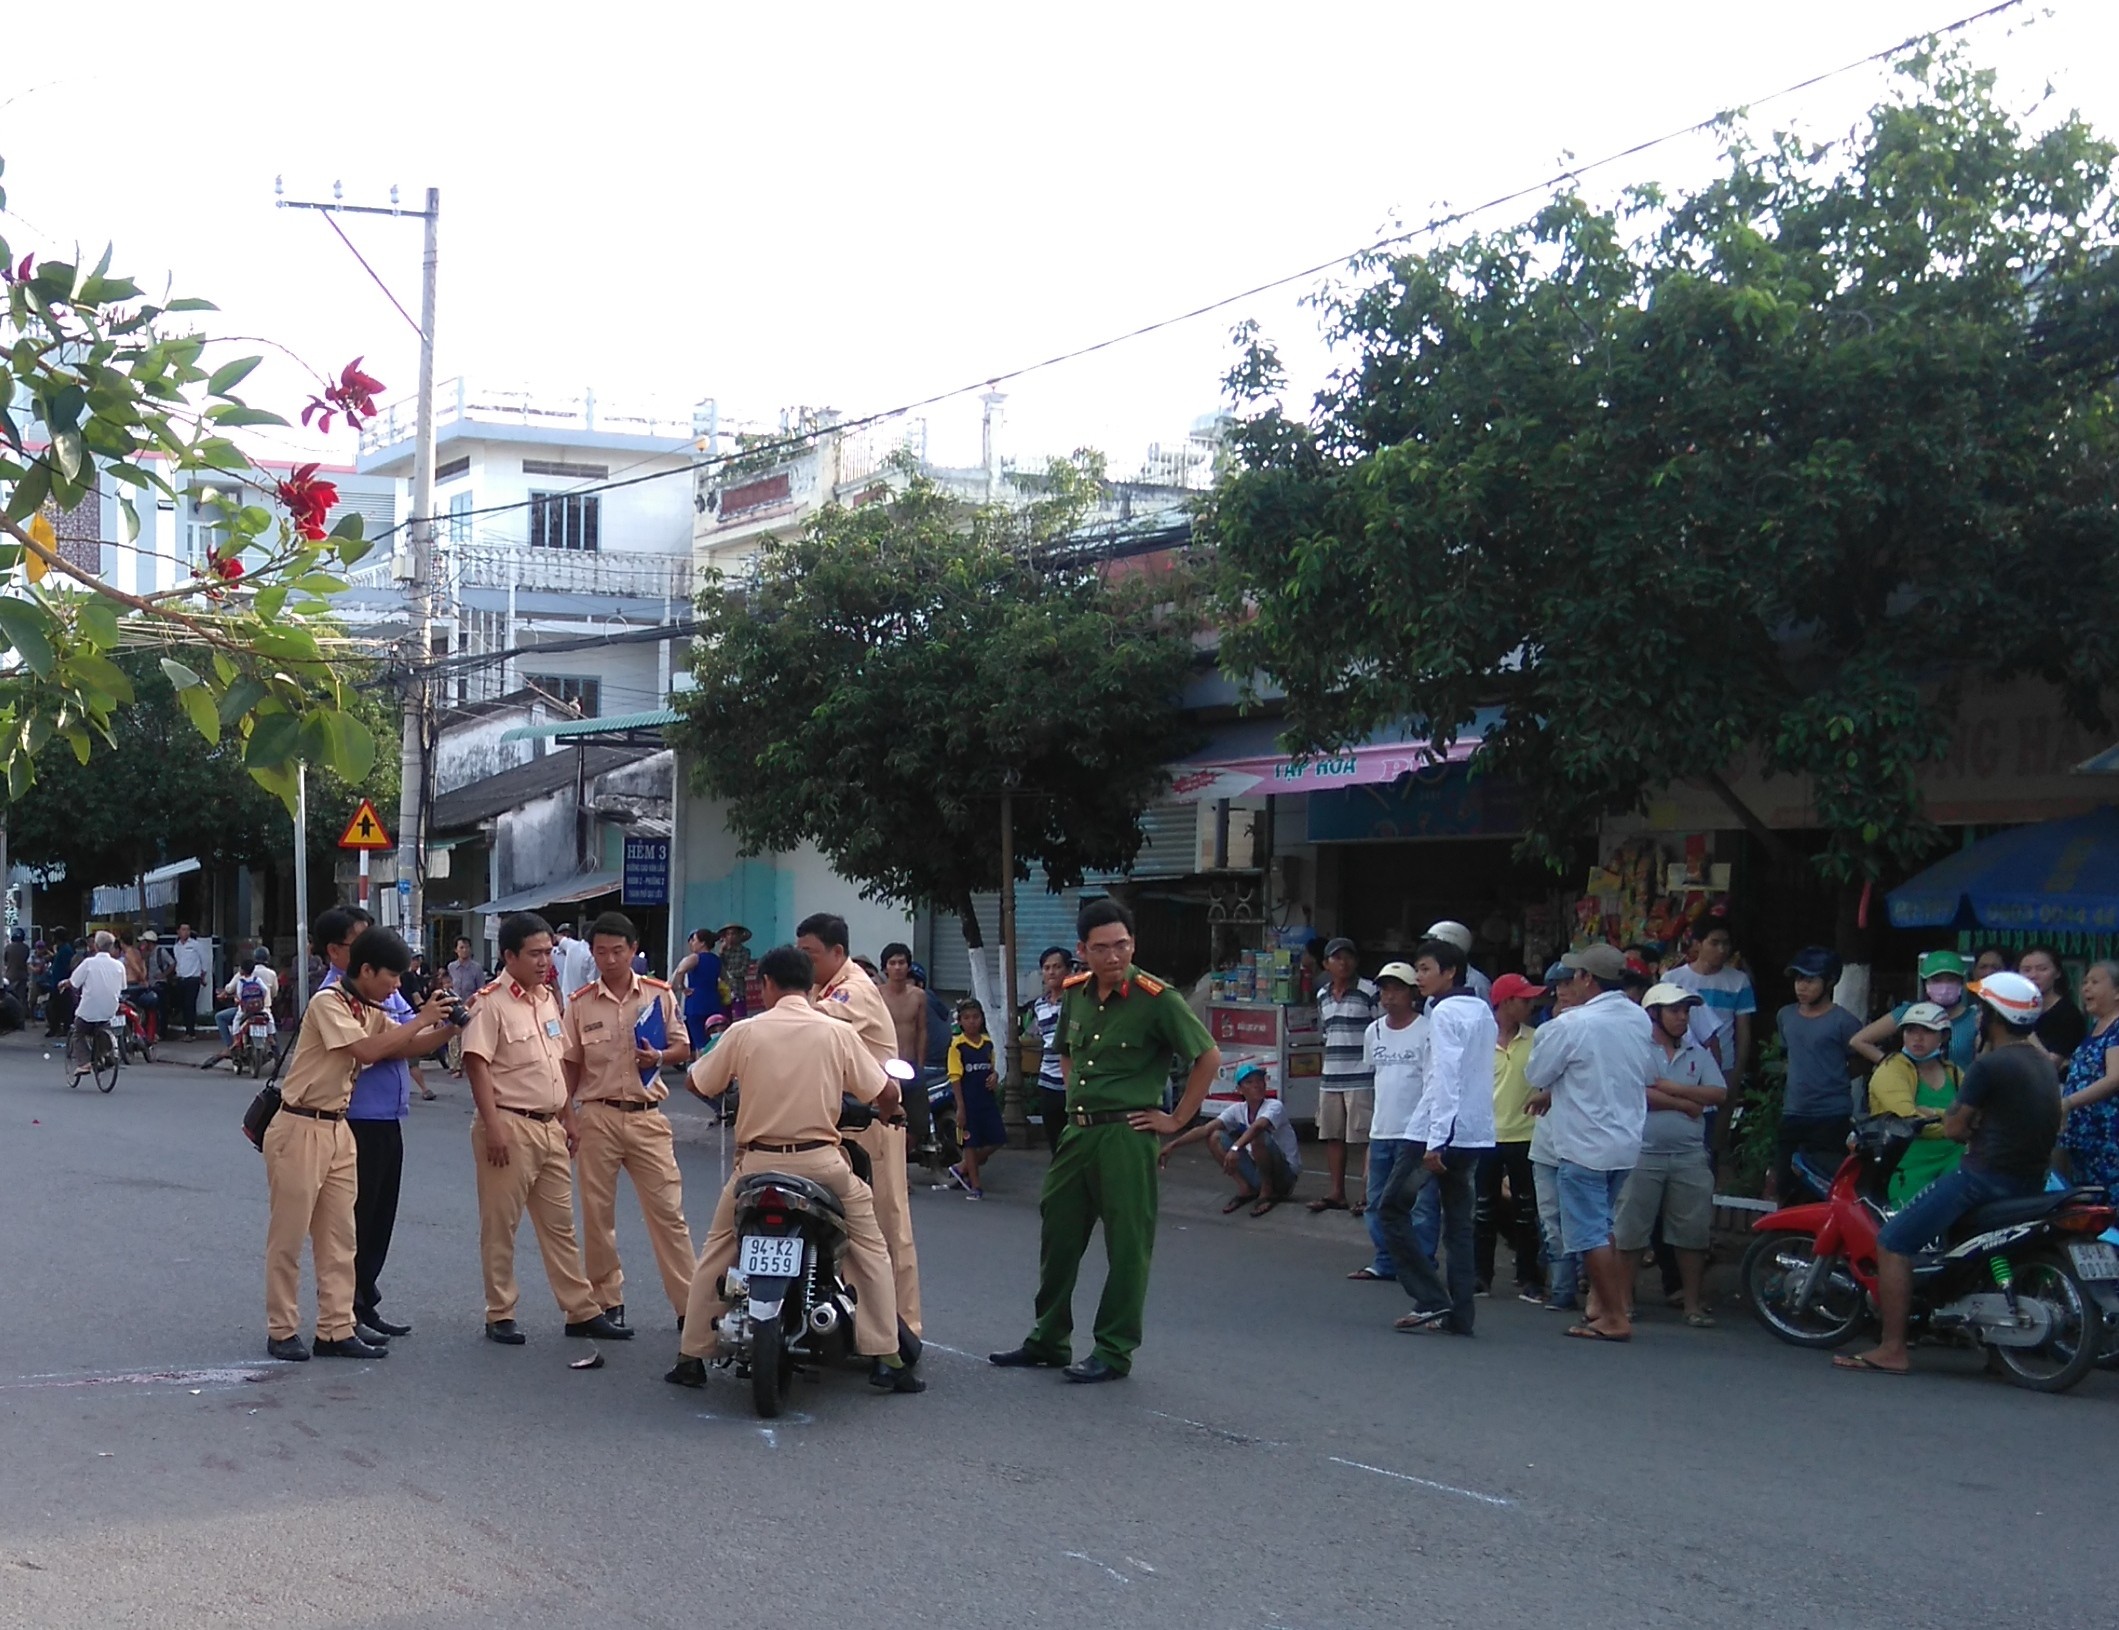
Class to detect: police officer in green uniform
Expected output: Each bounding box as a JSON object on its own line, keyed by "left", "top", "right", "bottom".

{"left": 990, "top": 898, "right": 1221, "bottom": 1382}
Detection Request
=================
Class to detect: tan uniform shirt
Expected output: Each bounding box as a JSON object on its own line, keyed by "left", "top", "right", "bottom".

{"left": 562, "top": 974, "right": 680, "bottom": 1105}
{"left": 461, "top": 977, "right": 569, "bottom": 1113}
{"left": 277, "top": 984, "right": 388, "bottom": 1113}
{"left": 815, "top": 957, "right": 896, "bottom": 1067}
{"left": 689, "top": 995, "right": 884, "bottom": 1145}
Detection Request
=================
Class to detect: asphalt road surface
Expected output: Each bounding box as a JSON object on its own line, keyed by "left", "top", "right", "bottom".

{"left": 0, "top": 1028, "right": 2109, "bottom": 1630}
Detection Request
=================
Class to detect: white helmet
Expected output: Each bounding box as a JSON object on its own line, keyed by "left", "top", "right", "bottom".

{"left": 1969, "top": 971, "right": 2041, "bottom": 1028}
{"left": 1423, "top": 920, "right": 1474, "bottom": 953}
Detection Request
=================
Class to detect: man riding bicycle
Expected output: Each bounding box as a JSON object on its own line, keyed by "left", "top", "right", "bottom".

{"left": 64, "top": 931, "right": 128, "bottom": 1083}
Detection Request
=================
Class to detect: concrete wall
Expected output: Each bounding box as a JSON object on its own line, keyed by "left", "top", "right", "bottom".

{"left": 441, "top": 436, "right": 692, "bottom": 556}
{"left": 433, "top": 701, "right": 550, "bottom": 795}
{"left": 499, "top": 787, "right": 579, "bottom": 896}
{"left": 674, "top": 783, "right": 912, "bottom": 954}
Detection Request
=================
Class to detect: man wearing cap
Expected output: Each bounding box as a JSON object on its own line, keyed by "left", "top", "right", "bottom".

{"left": 1158, "top": 1061, "right": 1300, "bottom": 1215}
{"left": 1524, "top": 943, "right": 1662, "bottom": 1341}
{"left": 1350, "top": 961, "right": 1434, "bottom": 1282}
{"left": 991, "top": 898, "right": 1220, "bottom": 1382}
{"left": 1615, "top": 984, "right": 1727, "bottom": 1326}
{"left": 1308, "top": 936, "right": 1377, "bottom": 1214}
{"left": 1377, "top": 936, "right": 1497, "bottom": 1335}
{"left": 1478, "top": 972, "right": 1546, "bottom": 1300}
{"left": 1423, "top": 921, "right": 1492, "bottom": 1002}
{"left": 1850, "top": 950, "right": 1978, "bottom": 1074}
{"left": 718, "top": 923, "right": 755, "bottom": 1019}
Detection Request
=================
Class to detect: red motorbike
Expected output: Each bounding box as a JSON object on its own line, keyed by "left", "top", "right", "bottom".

{"left": 1741, "top": 1113, "right": 2119, "bottom": 1393}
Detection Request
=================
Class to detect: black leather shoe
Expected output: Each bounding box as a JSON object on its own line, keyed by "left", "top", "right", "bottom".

{"left": 872, "top": 1363, "right": 927, "bottom": 1394}
{"left": 266, "top": 1336, "right": 309, "bottom": 1363}
{"left": 602, "top": 1304, "right": 627, "bottom": 1329}
{"left": 664, "top": 1356, "right": 708, "bottom": 1388}
{"left": 484, "top": 1320, "right": 526, "bottom": 1346}
{"left": 988, "top": 1345, "right": 1067, "bottom": 1368}
{"left": 1062, "top": 1356, "right": 1126, "bottom": 1384}
{"left": 352, "top": 1324, "right": 392, "bottom": 1347}
{"left": 357, "top": 1311, "right": 412, "bottom": 1338}
{"left": 312, "top": 1335, "right": 389, "bottom": 1360}
{"left": 565, "top": 1314, "right": 634, "bottom": 1341}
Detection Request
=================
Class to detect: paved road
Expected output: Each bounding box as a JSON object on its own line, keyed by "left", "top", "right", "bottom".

{"left": 0, "top": 1028, "right": 2108, "bottom": 1629}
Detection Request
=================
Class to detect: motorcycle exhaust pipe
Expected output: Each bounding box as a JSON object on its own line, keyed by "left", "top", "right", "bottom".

{"left": 808, "top": 1299, "right": 842, "bottom": 1335}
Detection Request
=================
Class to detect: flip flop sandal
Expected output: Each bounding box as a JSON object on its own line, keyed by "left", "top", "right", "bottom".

{"left": 1831, "top": 1353, "right": 1908, "bottom": 1376}
{"left": 1683, "top": 1310, "right": 1718, "bottom": 1329}
{"left": 1346, "top": 1267, "right": 1392, "bottom": 1281}
{"left": 1306, "top": 1197, "right": 1350, "bottom": 1213}
{"left": 1349, "top": 1202, "right": 1368, "bottom": 1218}
{"left": 1222, "top": 1192, "right": 1261, "bottom": 1214}
{"left": 1393, "top": 1309, "right": 1450, "bottom": 1333}
{"left": 1249, "top": 1197, "right": 1282, "bottom": 1218}
{"left": 1564, "top": 1324, "right": 1631, "bottom": 1343}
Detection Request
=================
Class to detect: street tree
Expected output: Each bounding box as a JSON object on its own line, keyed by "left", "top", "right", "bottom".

{"left": 0, "top": 153, "right": 384, "bottom": 808}
{"left": 1204, "top": 51, "right": 2119, "bottom": 881}
{"left": 671, "top": 457, "right": 1199, "bottom": 961}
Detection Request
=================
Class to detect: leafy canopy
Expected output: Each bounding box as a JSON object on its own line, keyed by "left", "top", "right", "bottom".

{"left": 0, "top": 152, "right": 382, "bottom": 809}
{"left": 672, "top": 457, "right": 1199, "bottom": 930}
{"left": 1205, "top": 52, "right": 2119, "bottom": 877}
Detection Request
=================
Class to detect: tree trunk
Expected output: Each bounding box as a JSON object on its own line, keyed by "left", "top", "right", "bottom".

{"left": 956, "top": 889, "right": 997, "bottom": 1014}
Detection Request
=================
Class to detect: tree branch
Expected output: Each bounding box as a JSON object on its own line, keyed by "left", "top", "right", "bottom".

{"left": 1697, "top": 769, "right": 1794, "bottom": 867}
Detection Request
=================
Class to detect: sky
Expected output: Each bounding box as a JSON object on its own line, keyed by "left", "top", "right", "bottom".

{"left": 3, "top": 0, "right": 2114, "bottom": 478}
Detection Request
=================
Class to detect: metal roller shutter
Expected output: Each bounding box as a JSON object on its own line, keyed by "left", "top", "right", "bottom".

{"left": 925, "top": 868, "right": 1085, "bottom": 1000}
{"left": 1085, "top": 801, "right": 1197, "bottom": 884}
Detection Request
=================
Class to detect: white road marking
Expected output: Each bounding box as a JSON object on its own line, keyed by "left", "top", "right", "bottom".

{"left": 1327, "top": 1456, "right": 1513, "bottom": 1508}
{"left": 1063, "top": 1552, "right": 1130, "bottom": 1584}
{"left": 0, "top": 1365, "right": 280, "bottom": 1393}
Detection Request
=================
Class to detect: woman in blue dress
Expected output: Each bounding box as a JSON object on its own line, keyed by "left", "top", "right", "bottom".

{"left": 2059, "top": 960, "right": 2119, "bottom": 1194}
{"left": 671, "top": 927, "right": 724, "bottom": 1051}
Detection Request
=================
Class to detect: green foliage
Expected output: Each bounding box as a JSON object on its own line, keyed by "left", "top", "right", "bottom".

{"left": 1204, "top": 53, "right": 2119, "bottom": 878}
{"left": 0, "top": 161, "right": 382, "bottom": 809}
{"left": 671, "top": 461, "right": 1200, "bottom": 933}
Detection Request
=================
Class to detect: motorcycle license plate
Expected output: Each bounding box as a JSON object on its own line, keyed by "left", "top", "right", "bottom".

{"left": 738, "top": 1235, "right": 802, "bottom": 1278}
{"left": 2068, "top": 1242, "right": 2119, "bottom": 1281}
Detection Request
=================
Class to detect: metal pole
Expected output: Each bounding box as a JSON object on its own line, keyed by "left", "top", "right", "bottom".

{"left": 999, "top": 787, "right": 1019, "bottom": 1112}
{"left": 395, "top": 186, "right": 440, "bottom": 954}
{"left": 294, "top": 761, "right": 311, "bottom": 1017}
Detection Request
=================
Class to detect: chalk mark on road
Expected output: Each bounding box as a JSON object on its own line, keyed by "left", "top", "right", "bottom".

{"left": 0, "top": 1364, "right": 284, "bottom": 1393}
{"left": 1144, "top": 1408, "right": 1285, "bottom": 1448}
{"left": 1327, "top": 1455, "right": 1514, "bottom": 1508}
{"left": 1063, "top": 1551, "right": 1131, "bottom": 1584}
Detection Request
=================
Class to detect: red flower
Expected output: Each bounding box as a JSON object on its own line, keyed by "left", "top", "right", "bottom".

{"left": 301, "top": 357, "right": 386, "bottom": 434}
{"left": 0, "top": 254, "right": 31, "bottom": 284}
{"left": 210, "top": 553, "right": 244, "bottom": 582}
{"left": 275, "top": 462, "right": 340, "bottom": 541}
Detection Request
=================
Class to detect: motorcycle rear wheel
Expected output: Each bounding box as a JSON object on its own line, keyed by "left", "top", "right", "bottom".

{"left": 1741, "top": 1231, "right": 1865, "bottom": 1348}
{"left": 751, "top": 1313, "right": 788, "bottom": 1418}
{"left": 1988, "top": 1250, "right": 2099, "bottom": 1394}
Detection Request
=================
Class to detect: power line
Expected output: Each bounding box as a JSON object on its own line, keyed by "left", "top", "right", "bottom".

{"left": 347, "top": 0, "right": 2022, "bottom": 554}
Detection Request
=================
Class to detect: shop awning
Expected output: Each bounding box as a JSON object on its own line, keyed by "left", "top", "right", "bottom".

{"left": 1887, "top": 807, "right": 2119, "bottom": 932}
{"left": 1163, "top": 713, "right": 1497, "bottom": 804}
{"left": 498, "top": 709, "right": 679, "bottom": 745}
{"left": 470, "top": 869, "right": 623, "bottom": 917}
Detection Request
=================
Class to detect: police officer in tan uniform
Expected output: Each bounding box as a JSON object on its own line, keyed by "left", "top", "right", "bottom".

{"left": 665, "top": 943, "right": 923, "bottom": 1393}
{"left": 263, "top": 927, "right": 457, "bottom": 1363}
{"left": 561, "top": 910, "right": 695, "bottom": 1331}
{"left": 796, "top": 912, "right": 923, "bottom": 1344}
{"left": 461, "top": 911, "right": 630, "bottom": 1346}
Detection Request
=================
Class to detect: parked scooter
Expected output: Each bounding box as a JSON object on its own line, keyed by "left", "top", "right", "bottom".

{"left": 1743, "top": 1113, "right": 2119, "bottom": 1392}
{"left": 114, "top": 990, "right": 153, "bottom": 1066}
{"left": 709, "top": 1059, "right": 922, "bottom": 1417}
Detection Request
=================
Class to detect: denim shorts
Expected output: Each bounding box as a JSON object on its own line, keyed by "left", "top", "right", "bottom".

{"left": 1555, "top": 1161, "right": 1632, "bottom": 1255}
{"left": 1877, "top": 1163, "right": 2038, "bottom": 1256}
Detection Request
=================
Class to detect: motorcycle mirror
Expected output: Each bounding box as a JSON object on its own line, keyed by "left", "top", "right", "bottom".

{"left": 883, "top": 1059, "right": 916, "bottom": 1083}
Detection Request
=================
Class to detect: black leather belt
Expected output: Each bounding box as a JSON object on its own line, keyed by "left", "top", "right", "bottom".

{"left": 741, "top": 1138, "right": 835, "bottom": 1154}
{"left": 281, "top": 1105, "right": 344, "bottom": 1122}
{"left": 1070, "top": 1107, "right": 1150, "bottom": 1128}
{"left": 584, "top": 1099, "right": 657, "bottom": 1112}
{"left": 499, "top": 1106, "right": 557, "bottom": 1123}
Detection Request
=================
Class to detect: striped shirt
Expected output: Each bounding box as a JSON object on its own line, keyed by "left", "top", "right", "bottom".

{"left": 1318, "top": 982, "right": 1379, "bottom": 1091}
{"left": 1032, "top": 995, "right": 1065, "bottom": 1091}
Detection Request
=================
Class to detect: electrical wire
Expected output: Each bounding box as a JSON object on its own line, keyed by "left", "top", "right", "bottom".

{"left": 343, "top": 0, "right": 2026, "bottom": 554}
{"left": 318, "top": 212, "right": 425, "bottom": 341}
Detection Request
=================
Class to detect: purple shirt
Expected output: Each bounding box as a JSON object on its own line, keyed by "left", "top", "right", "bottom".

{"left": 321, "top": 966, "right": 415, "bottom": 1121}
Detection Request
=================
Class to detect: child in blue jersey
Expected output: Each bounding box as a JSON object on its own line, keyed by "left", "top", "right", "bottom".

{"left": 947, "top": 997, "right": 1007, "bottom": 1198}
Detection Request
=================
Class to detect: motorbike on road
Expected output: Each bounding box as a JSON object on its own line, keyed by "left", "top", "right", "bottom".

{"left": 115, "top": 991, "right": 153, "bottom": 1066}
{"left": 711, "top": 1059, "right": 921, "bottom": 1417}
{"left": 1743, "top": 1113, "right": 2119, "bottom": 1392}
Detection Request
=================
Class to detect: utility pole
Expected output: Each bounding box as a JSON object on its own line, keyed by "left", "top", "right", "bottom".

{"left": 294, "top": 762, "right": 311, "bottom": 1017}
{"left": 277, "top": 181, "right": 440, "bottom": 951}
{"left": 999, "top": 777, "right": 1020, "bottom": 1114}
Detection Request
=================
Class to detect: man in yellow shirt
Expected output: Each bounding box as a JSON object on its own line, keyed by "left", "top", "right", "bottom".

{"left": 1478, "top": 972, "right": 1546, "bottom": 1302}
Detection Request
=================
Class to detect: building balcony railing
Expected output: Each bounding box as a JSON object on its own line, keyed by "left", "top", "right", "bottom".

{"left": 342, "top": 543, "right": 698, "bottom": 603}
{"left": 358, "top": 378, "right": 707, "bottom": 456}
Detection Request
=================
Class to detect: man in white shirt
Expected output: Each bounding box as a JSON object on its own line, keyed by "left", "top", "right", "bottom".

{"left": 552, "top": 923, "right": 595, "bottom": 1010}
{"left": 1376, "top": 938, "right": 1497, "bottom": 1335}
{"left": 1159, "top": 1062, "right": 1301, "bottom": 1216}
{"left": 1422, "top": 921, "right": 1493, "bottom": 1002}
{"left": 64, "top": 931, "right": 128, "bottom": 1082}
{"left": 169, "top": 923, "right": 211, "bottom": 1039}
{"left": 1351, "top": 963, "right": 1433, "bottom": 1282}
{"left": 1524, "top": 943, "right": 1661, "bottom": 1342}
{"left": 203, "top": 950, "right": 282, "bottom": 1065}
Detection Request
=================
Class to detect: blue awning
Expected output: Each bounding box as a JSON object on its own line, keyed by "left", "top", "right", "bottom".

{"left": 1887, "top": 807, "right": 2119, "bottom": 932}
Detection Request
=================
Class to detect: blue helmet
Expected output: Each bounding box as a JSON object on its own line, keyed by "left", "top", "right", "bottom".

{"left": 1784, "top": 945, "right": 1842, "bottom": 985}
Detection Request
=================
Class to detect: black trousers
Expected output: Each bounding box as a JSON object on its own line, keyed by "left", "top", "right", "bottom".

{"left": 1776, "top": 1114, "right": 1851, "bottom": 1209}
{"left": 349, "top": 1118, "right": 404, "bottom": 1318}
{"left": 1474, "top": 1141, "right": 1542, "bottom": 1290}
{"left": 1038, "top": 1087, "right": 1067, "bottom": 1155}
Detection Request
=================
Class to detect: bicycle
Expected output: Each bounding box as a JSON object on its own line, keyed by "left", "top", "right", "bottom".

{"left": 65, "top": 1020, "right": 119, "bottom": 1093}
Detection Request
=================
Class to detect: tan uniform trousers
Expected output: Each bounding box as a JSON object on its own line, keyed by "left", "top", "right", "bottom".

{"left": 575, "top": 1101, "right": 695, "bottom": 1317}
{"left": 680, "top": 1145, "right": 898, "bottom": 1359}
{"left": 848, "top": 1120, "right": 922, "bottom": 1335}
{"left": 263, "top": 1114, "right": 358, "bottom": 1342}
{"left": 471, "top": 1113, "right": 600, "bottom": 1324}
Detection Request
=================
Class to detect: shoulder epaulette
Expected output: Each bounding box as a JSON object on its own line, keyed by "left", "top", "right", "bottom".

{"left": 478, "top": 978, "right": 506, "bottom": 995}
{"left": 1062, "top": 971, "right": 1093, "bottom": 989}
{"left": 570, "top": 981, "right": 599, "bottom": 999}
{"left": 1135, "top": 972, "right": 1167, "bottom": 997}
